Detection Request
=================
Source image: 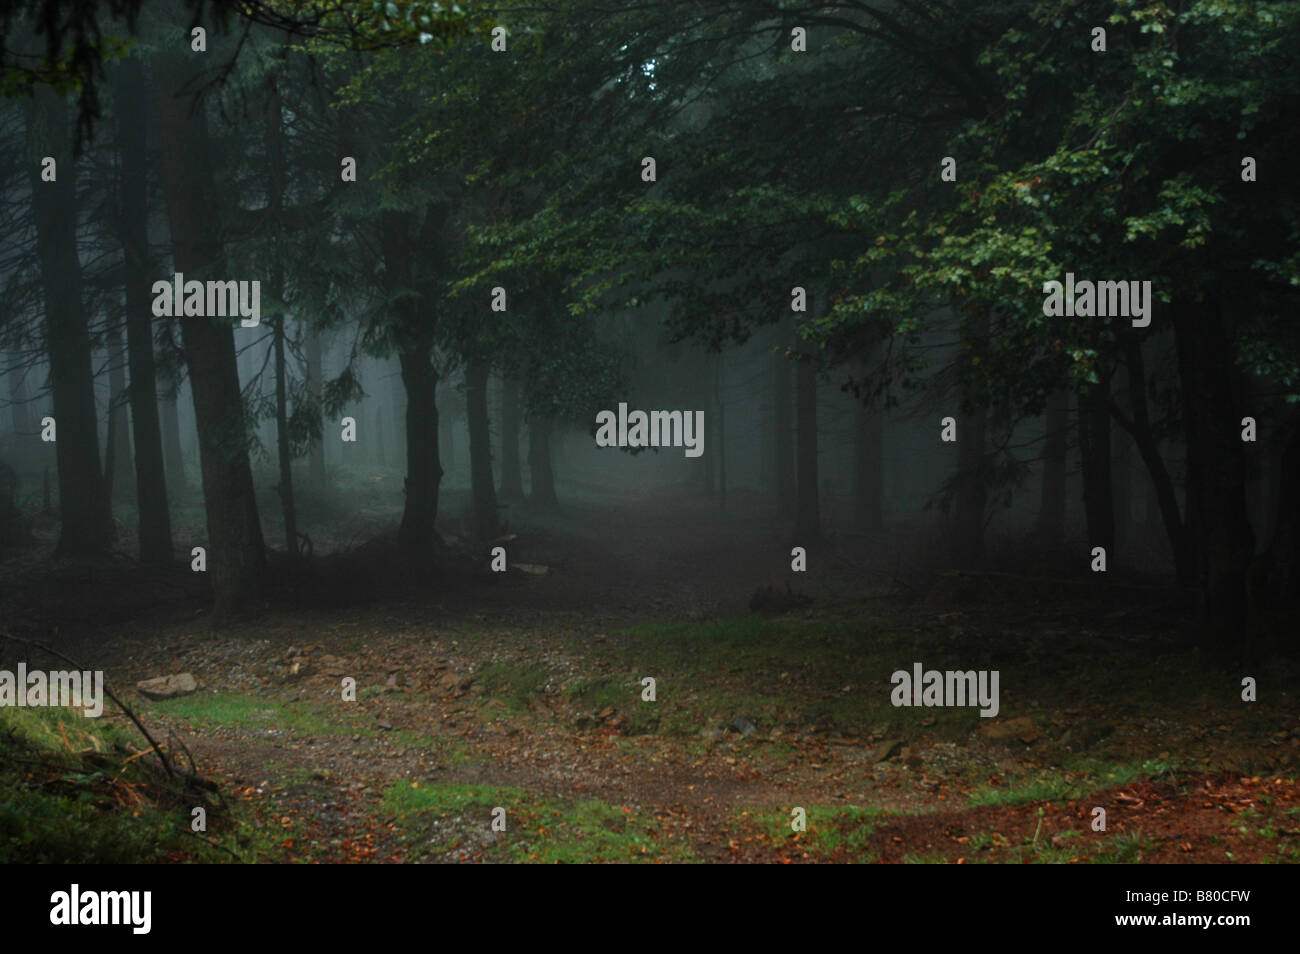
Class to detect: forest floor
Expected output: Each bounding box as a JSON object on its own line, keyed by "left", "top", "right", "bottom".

{"left": 3, "top": 478, "right": 1299, "bottom": 863}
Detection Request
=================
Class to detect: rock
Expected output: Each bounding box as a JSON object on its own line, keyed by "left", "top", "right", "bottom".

{"left": 729, "top": 716, "right": 757, "bottom": 738}
{"left": 871, "top": 738, "right": 904, "bottom": 763}
{"left": 378, "top": 721, "right": 393, "bottom": 731}
{"left": 136, "top": 673, "right": 198, "bottom": 700}
{"left": 979, "top": 716, "right": 1040, "bottom": 745}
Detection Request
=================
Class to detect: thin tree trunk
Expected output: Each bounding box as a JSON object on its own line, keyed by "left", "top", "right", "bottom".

{"left": 375, "top": 407, "right": 387, "bottom": 467}
{"left": 465, "top": 358, "right": 498, "bottom": 538}
{"left": 114, "top": 56, "right": 172, "bottom": 563}
{"left": 304, "top": 325, "right": 326, "bottom": 485}
{"left": 27, "top": 87, "right": 113, "bottom": 555}
{"left": 854, "top": 356, "right": 884, "bottom": 532}
{"left": 1114, "top": 339, "right": 1191, "bottom": 584}
{"left": 7, "top": 358, "right": 30, "bottom": 437}
{"left": 153, "top": 52, "right": 265, "bottom": 618}
{"left": 266, "top": 68, "right": 298, "bottom": 559}
{"left": 106, "top": 324, "right": 134, "bottom": 499}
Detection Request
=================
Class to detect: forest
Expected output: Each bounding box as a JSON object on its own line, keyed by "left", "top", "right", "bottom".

{"left": 0, "top": 0, "right": 1297, "bottom": 869}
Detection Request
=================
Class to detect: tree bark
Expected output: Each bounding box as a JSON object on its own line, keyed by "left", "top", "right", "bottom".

{"left": 27, "top": 86, "right": 113, "bottom": 555}
{"left": 113, "top": 57, "right": 172, "bottom": 564}
{"left": 1173, "top": 298, "right": 1254, "bottom": 641}
{"left": 153, "top": 52, "right": 266, "bottom": 618}
{"left": 160, "top": 383, "right": 187, "bottom": 494}
{"left": 265, "top": 68, "right": 298, "bottom": 559}
{"left": 1111, "top": 338, "right": 1191, "bottom": 583}
{"left": 398, "top": 347, "right": 441, "bottom": 546}
{"left": 465, "top": 358, "right": 498, "bottom": 539}
{"left": 853, "top": 357, "right": 883, "bottom": 532}
{"left": 106, "top": 324, "right": 135, "bottom": 499}
{"left": 1273, "top": 418, "right": 1300, "bottom": 607}
{"left": 304, "top": 325, "right": 326, "bottom": 485}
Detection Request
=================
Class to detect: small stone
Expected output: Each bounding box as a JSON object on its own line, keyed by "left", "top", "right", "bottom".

{"left": 871, "top": 739, "right": 904, "bottom": 763}
{"left": 136, "top": 673, "right": 198, "bottom": 700}
{"left": 729, "top": 716, "right": 757, "bottom": 738}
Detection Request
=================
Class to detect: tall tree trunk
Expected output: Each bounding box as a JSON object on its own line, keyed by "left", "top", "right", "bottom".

{"left": 304, "top": 325, "right": 326, "bottom": 485}
{"left": 398, "top": 348, "right": 441, "bottom": 546}
{"left": 1037, "top": 386, "right": 1068, "bottom": 545}
{"left": 1114, "top": 338, "right": 1191, "bottom": 583}
{"left": 1273, "top": 418, "right": 1300, "bottom": 607}
{"left": 1173, "top": 298, "right": 1254, "bottom": 642}
{"left": 375, "top": 407, "right": 387, "bottom": 467}
{"left": 265, "top": 68, "right": 298, "bottom": 559}
{"left": 439, "top": 405, "right": 455, "bottom": 471}
{"left": 772, "top": 327, "right": 795, "bottom": 517}
{"left": 528, "top": 415, "right": 558, "bottom": 510}
{"left": 499, "top": 376, "right": 524, "bottom": 499}
{"left": 106, "top": 324, "right": 134, "bottom": 499}
{"left": 7, "top": 358, "right": 31, "bottom": 437}
{"left": 160, "top": 384, "right": 187, "bottom": 494}
{"left": 381, "top": 208, "right": 444, "bottom": 549}
{"left": 1078, "top": 373, "right": 1115, "bottom": 557}
{"left": 114, "top": 57, "right": 172, "bottom": 564}
{"left": 794, "top": 348, "right": 820, "bottom": 544}
{"left": 1112, "top": 399, "right": 1133, "bottom": 552}
{"left": 27, "top": 87, "right": 113, "bottom": 554}
{"left": 854, "top": 357, "right": 884, "bottom": 532}
{"left": 465, "top": 358, "right": 498, "bottom": 539}
{"left": 153, "top": 52, "right": 265, "bottom": 618}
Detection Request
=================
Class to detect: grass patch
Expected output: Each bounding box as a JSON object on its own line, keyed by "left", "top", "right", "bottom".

{"left": 967, "top": 759, "right": 1169, "bottom": 808}
{"left": 146, "top": 691, "right": 364, "bottom": 737}
{"left": 735, "top": 803, "right": 895, "bottom": 860}
{"left": 0, "top": 705, "right": 216, "bottom": 862}
{"left": 472, "top": 663, "right": 548, "bottom": 711}
{"left": 379, "top": 781, "right": 695, "bottom": 863}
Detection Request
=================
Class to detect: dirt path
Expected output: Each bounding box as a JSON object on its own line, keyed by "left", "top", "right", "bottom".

{"left": 14, "top": 489, "right": 1300, "bottom": 862}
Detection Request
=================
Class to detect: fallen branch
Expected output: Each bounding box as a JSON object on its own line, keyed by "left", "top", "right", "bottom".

{"left": 0, "top": 629, "right": 176, "bottom": 779}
